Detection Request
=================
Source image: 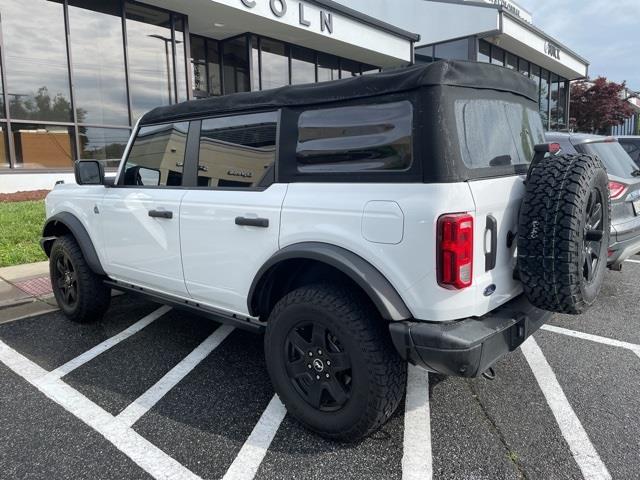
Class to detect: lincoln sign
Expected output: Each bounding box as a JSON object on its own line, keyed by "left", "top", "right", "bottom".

{"left": 240, "top": 0, "right": 334, "bottom": 34}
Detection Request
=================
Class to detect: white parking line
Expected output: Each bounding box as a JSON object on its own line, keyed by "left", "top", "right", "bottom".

{"left": 402, "top": 364, "right": 432, "bottom": 480}
{"left": 117, "top": 324, "right": 235, "bottom": 427}
{"left": 46, "top": 305, "right": 171, "bottom": 380}
{"left": 0, "top": 338, "right": 202, "bottom": 480}
{"left": 624, "top": 259, "right": 640, "bottom": 264}
{"left": 541, "top": 324, "right": 640, "bottom": 359}
{"left": 222, "top": 394, "right": 287, "bottom": 480}
{"left": 521, "top": 338, "right": 612, "bottom": 480}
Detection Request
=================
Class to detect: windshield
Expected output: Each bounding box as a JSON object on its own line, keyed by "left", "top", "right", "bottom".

{"left": 454, "top": 99, "right": 545, "bottom": 169}
{"left": 577, "top": 142, "right": 639, "bottom": 178}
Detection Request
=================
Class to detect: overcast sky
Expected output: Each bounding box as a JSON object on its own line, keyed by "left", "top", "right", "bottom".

{"left": 516, "top": 0, "right": 639, "bottom": 90}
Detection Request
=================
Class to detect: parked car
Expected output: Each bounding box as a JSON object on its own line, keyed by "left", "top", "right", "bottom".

{"left": 546, "top": 132, "right": 640, "bottom": 270}
{"left": 41, "top": 61, "right": 609, "bottom": 441}
{"left": 618, "top": 136, "right": 640, "bottom": 166}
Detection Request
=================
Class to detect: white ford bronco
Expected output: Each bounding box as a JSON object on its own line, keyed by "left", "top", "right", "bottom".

{"left": 42, "top": 61, "right": 610, "bottom": 441}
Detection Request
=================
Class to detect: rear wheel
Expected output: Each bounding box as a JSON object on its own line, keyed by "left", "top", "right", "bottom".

{"left": 264, "top": 284, "right": 406, "bottom": 441}
{"left": 50, "top": 235, "right": 111, "bottom": 323}
{"left": 518, "top": 153, "right": 610, "bottom": 314}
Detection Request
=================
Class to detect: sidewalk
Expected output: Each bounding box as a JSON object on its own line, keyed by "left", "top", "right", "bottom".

{"left": 0, "top": 261, "right": 57, "bottom": 324}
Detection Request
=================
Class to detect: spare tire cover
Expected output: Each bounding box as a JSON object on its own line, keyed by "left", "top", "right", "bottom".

{"left": 518, "top": 153, "right": 610, "bottom": 314}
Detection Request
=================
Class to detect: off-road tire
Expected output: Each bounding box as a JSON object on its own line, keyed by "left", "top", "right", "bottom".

{"left": 50, "top": 235, "right": 111, "bottom": 323}
{"left": 518, "top": 153, "right": 610, "bottom": 314}
{"left": 264, "top": 283, "right": 406, "bottom": 442}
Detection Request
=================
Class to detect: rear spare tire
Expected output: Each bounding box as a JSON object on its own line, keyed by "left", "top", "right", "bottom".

{"left": 518, "top": 153, "right": 610, "bottom": 314}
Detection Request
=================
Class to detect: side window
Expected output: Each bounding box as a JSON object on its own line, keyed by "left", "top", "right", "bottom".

{"left": 296, "top": 101, "right": 413, "bottom": 173}
{"left": 121, "top": 122, "right": 189, "bottom": 186}
{"left": 621, "top": 141, "right": 640, "bottom": 162}
{"left": 197, "top": 112, "right": 278, "bottom": 188}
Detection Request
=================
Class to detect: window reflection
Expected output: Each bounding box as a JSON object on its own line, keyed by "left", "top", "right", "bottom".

{"left": 434, "top": 39, "right": 470, "bottom": 61}
{"left": 174, "top": 17, "right": 188, "bottom": 103}
{"left": 78, "top": 127, "right": 130, "bottom": 169}
{"left": 317, "top": 53, "right": 340, "bottom": 82}
{"left": 539, "top": 68, "right": 550, "bottom": 125}
{"left": 0, "top": 0, "right": 72, "bottom": 122}
{"left": 291, "top": 47, "right": 316, "bottom": 85}
{"left": 125, "top": 2, "right": 174, "bottom": 120}
{"left": 12, "top": 124, "right": 76, "bottom": 169}
{"left": 341, "top": 59, "right": 361, "bottom": 78}
{"left": 261, "top": 39, "right": 289, "bottom": 90}
{"left": 68, "top": 0, "right": 129, "bottom": 126}
{"left": 223, "top": 36, "right": 250, "bottom": 95}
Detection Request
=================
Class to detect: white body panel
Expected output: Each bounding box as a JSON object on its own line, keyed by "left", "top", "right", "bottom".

{"left": 180, "top": 185, "right": 288, "bottom": 316}
{"left": 101, "top": 188, "right": 188, "bottom": 297}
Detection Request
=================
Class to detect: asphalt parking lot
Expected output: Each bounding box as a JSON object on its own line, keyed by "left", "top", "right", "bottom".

{"left": 1, "top": 260, "right": 640, "bottom": 480}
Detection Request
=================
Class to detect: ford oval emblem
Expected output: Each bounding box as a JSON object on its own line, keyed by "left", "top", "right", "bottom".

{"left": 484, "top": 284, "right": 496, "bottom": 297}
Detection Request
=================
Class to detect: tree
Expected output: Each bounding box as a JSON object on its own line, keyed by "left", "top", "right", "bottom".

{"left": 570, "top": 77, "right": 634, "bottom": 134}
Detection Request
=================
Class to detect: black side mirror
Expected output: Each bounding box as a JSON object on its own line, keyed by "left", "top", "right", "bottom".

{"left": 74, "top": 160, "right": 105, "bottom": 185}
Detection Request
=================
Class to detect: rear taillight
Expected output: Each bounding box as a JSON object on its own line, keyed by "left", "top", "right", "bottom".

{"left": 437, "top": 213, "right": 474, "bottom": 290}
{"left": 609, "top": 181, "right": 628, "bottom": 200}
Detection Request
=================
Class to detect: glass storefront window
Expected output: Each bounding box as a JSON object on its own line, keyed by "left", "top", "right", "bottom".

{"left": 539, "top": 68, "right": 550, "bottom": 126}
{"left": 362, "top": 64, "right": 381, "bottom": 75}
{"left": 506, "top": 53, "right": 518, "bottom": 70}
{"left": 317, "top": 53, "right": 340, "bottom": 82}
{"left": 125, "top": 3, "right": 174, "bottom": 120}
{"left": 174, "top": 17, "right": 188, "bottom": 104}
{"left": 207, "top": 40, "right": 222, "bottom": 97}
{"left": 341, "top": 59, "right": 361, "bottom": 78}
{"left": 491, "top": 46, "right": 505, "bottom": 66}
{"left": 549, "top": 73, "right": 559, "bottom": 129}
{"left": 557, "top": 80, "right": 567, "bottom": 129}
{"left": 0, "top": 124, "right": 9, "bottom": 169}
{"left": 0, "top": 0, "right": 72, "bottom": 122}
{"left": 251, "top": 36, "right": 260, "bottom": 91}
{"left": 68, "top": 0, "right": 129, "bottom": 126}
{"left": 78, "top": 127, "right": 130, "bottom": 169}
{"left": 261, "top": 39, "right": 289, "bottom": 90}
{"left": 478, "top": 40, "right": 491, "bottom": 63}
{"left": 223, "top": 36, "right": 250, "bottom": 94}
{"left": 291, "top": 47, "right": 316, "bottom": 85}
{"left": 11, "top": 124, "right": 75, "bottom": 169}
{"left": 519, "top": 59, "right": 530, "bottom": 78}
{"left": 191, "top": 36, "right": 209, "bottom": 98}
{"left": 434, "top": 38, "right": 470, "bottom": 61}
{"left": 415, "top": 45, "right": 434, "bottom": 64}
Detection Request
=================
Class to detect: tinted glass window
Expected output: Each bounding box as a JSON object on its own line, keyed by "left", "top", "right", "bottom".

{"left": 619, "top": 139, "right": 640, "bottom": 163}
{"left": 296, "top": 101, "right": 413, "bottom": 173}
{"left": 577, "top": 142, "right": 640, "bottom": 179}
{"left": 223, "top": 36, "right": 250, "bottom": 94}
{"left": 260, "top": 39, "right": 289, "bottom": 90}
{"left": 434, "top": 39, "right": 470, "bottom": 61}
{"left": 79, "top": 127, "right": 130, "bottom": 169}
{"left": 415, "top": 45, "right": 434, "bottom": 64}
{"left": 454, "top": 99, "right": 545, "bottom": 169}
{"left": 198, "top": 112, "right": 278, "bottom": 188}
{"left": 491, "top": 46, "right": 504, "bottom": 66}
{"left": 0, "top": 0, "right": 72, "bottom": 122}
{"left": 478, "top": 40, "right": 491, "bottom": 63}
{"left": 341, "top": 59, "right": 361, "bottom": 78}
{"left": 122, "top": 122, "right": 188, "bottom": 186}
{"left": 317, "top": 54, "right": 340, "bottom": 82}
{"left": 291, "top": 47, "right": 316, "bottom": 85}
{"left": 68, "top": 1, "right": 129, "bottom": 126}
{"left": 174, "top": 17, "right": 188, "bottom": 103}
{"left": 11, "top": 124, "right": 76, "bottom": 169}
{"left": 539, "top": 68, "right": 550, "bottom": 125}
{"left": 505, "top": 53, "right": 518, "bottom": 70}
{"left": 519, "top": 59, "right": 530, "bottom": 77}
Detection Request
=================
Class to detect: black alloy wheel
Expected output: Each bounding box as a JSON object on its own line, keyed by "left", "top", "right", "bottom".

{"left": 583, "top": 188, "right": 605, "bottom": 283}
{"left": 54, "top": 251, "right": 78, "bottom": 309}
{"left": 284, "top": 322, "right": 352, "bottom": 412}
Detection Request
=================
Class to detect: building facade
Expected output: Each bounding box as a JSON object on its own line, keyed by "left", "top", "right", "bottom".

{"left": 0, "top": 0, "right": 417, "bottom": 192}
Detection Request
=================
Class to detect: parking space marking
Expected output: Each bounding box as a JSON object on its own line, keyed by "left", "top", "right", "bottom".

{"left": 0, "top": 338, "right": 202, "bottom": 480}
{"left": 521, "top": 338, "right": 612, "bottom": 480}
{"left": 117, "top": 324, "right": 235, "bottom": 427}
{"left": 541, "top": 325, "right": 640, "bottom": 359}
{"left": 624, "top": 259, "right": 640, "bottom": 264}
{"left": 402, "top": 364, "right": 432, "bottom": 480}
{"left": 222, "top": 395, "right": 287, "bottom": 480}
{"left": 46, "top": 305, "right": 172, "bottom": 381}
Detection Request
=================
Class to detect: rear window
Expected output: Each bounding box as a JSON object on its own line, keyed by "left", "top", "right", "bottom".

{"left": 619, "top": 139, "right": 640, "bottom": 164}
{"left": 454, "top": 99, "right": 545, "bottom": 169}
{"left": 577, "top": 142, "right": 639, "bottom": 178}
{"left": 296, "top": 101, "right": 413, "bottom": 173}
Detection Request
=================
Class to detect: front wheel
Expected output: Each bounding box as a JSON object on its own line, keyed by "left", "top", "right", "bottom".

{"left": 50, "top": 235, "right": 111, "bottom": 323}
{"left": 264, "top": 284, "right": 406, "bottom": 442}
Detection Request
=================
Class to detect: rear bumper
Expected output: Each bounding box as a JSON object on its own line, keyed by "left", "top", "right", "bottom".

{"left": 389, "top": 295, "right": 551, "bottom": 377}
{"left": 608, "top": 233, "right": 640, "bottom": 269}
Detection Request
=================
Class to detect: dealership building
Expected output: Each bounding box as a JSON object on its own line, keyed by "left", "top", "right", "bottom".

{"left": 0, "top": 0, "right": 589, "bottom": 193}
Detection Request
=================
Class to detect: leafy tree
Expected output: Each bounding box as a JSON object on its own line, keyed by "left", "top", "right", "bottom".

{"left": 570, "top": 77, "right": 634, "bottom": 134}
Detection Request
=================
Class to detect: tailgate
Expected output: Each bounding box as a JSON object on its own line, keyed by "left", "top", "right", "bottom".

{"left": 468, "top": 176, "right": 524, "bottom": 313}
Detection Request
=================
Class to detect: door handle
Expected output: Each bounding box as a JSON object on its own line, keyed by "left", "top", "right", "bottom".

{"left": 148, "top": 209, "right": 173, "bottom": 219}
{"left": 235, "top": 216, "right": 269, "bottom": 228}
{"left": 485, "top": 215, "right": 498, "bottom": 271}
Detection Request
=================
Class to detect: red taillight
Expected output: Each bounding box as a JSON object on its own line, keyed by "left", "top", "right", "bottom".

{"left": 549, "top": 142, "right": 561, "bottom": 154}
{"left": 609, "top": 181, "right": 628, "bottom": 200}
{"left": 437, "top": 213, "right": 474, "bottom": 290}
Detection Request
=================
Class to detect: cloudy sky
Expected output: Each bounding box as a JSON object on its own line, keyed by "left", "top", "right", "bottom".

{"left": 516, "top": 0, "right": 639, "bottom": 90}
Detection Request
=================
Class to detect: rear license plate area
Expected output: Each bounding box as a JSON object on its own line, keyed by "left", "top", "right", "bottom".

{"left": 633, "top": 199, "right": 640, "bottom": 216}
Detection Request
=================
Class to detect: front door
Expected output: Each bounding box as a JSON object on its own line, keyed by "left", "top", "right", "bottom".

{"left": 180, "top": 112, "right": 286, "bottom": 316}
{"left": 101, "top": 121, "right": 190, "bottom": 297}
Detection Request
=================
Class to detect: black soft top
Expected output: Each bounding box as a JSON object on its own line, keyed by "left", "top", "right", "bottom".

{"left": 140, "top": 60, "right": 538, "bottom": 126}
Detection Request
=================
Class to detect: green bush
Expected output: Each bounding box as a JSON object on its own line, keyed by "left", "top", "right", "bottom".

{"left": 0, "top": 200, "right": 47, "bottom": 268}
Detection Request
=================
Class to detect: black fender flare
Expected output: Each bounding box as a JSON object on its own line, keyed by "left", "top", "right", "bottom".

{"left": 41, "top": 212, "right": 106, "bottom": 276}
{"left": 248, "top": 242, "right": 412, "bottom": 321}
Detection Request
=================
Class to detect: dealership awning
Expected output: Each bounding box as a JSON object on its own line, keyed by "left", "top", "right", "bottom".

{"left": 140, "top": 0, "right": 419, "bottom": 67}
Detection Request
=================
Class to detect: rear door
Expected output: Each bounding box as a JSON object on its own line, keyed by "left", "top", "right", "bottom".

{"left": 180, "top": 112, "right": 286, "bottom": 316}
{"left": 455, "top": 98, "right": 546, "bottom": 310}
{"left": 102, "top": 122, "right": 189, "bottom": 297}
